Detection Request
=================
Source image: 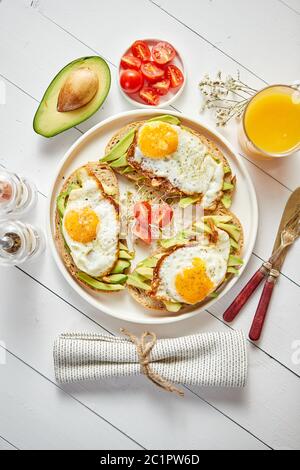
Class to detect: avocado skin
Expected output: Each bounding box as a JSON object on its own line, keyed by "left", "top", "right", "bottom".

{"left": 33, "top": 56, "right": 111, "bottom": 138}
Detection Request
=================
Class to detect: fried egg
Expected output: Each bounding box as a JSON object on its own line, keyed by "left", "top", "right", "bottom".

{"left": 62, "top": 169, "right": 120, "bottom": 278}
{"left": 132, "top": 122, "right": 224, "bottom": 208}
{"left": 154, "top": 229, "right": 230, "bottom": 305}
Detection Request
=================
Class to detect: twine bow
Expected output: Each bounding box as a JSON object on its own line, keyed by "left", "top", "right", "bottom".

{"left": 121, "top": 329, "right": 184, "bottom": 397}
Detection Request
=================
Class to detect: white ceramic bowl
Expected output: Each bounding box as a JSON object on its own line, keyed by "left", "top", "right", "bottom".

{"left": 118, "top": 39, "right": 186, "bottom": 109}
{"left": 48, "top": 109, "right": 258, "bottom": 325}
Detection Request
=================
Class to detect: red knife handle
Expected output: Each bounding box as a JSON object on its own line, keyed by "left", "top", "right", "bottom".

{"left": 249, "top": 273, "right": 278, "bottom": 342}
{"left": 223, "top": 266, "right": 268, "bottom": 323}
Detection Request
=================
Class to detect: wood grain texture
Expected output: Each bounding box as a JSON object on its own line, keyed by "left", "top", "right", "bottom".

{"left": 0, "top": 0, "right": 299, "bottom": 450}
{"left": 0, "top": 436, "right": 17, "bottom": 450}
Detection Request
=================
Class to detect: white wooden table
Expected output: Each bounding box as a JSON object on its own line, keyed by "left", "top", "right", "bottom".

{"left": 0, "top": 0, "right": 300, "bottom": 451}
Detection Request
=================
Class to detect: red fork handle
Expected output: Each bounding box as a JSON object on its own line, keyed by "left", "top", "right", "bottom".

{"left": 223, "top": 266, "right": 269, "bottom": 323}
{"left": 249, "top": 273, "right": 277, "bottom": 342}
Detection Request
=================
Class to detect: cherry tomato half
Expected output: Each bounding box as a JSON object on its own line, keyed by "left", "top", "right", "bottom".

{"left": 131, "top": 40, "right": 151, "bottom": 62}
{"left": 152, "top": 41, "right": 176, "bottom": 65}
{"left": 166, "top": 64, "right": 184, "bottom": 88}
{"left": 139, "top": 87, "right": 160, "bottom": 106}
{"left": 152, "top": 79, "right": 171, "bottom": 96}
{"left": 133, "top": 202, "right": 152, "bottom": 245}
{"left": 151, "top": 202, "right": 174, "bottom": 229}
{"left": 141, "top": 62, "right": 165, "bottom": 83}
{"left": 120, "top": 70, "right": 144, "bottom": 94}
{"left": 121, "top": 55, "right": 142, "bottom": 71}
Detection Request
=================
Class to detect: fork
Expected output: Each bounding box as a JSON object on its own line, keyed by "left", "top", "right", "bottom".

{"left": 223, "top": 211, "right": 300, "bottom": 330}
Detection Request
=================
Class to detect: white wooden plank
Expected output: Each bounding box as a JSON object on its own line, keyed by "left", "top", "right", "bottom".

{"left": 0, "top": 267, "right": 267, "bottom": 450}
{"left": 277, "top": 0, "right": 300, "bottom": 14}
{"left": 2, "top": 259, "right": 300, "bottom": 449}
{"left": 9, "top": 0, "right": 298, "bottom": 192}
{"left": 0, "top": 0, "right": 298, "bottom": 451}
{"left": 0, "top": 350, "right": 140, "bottom": 450}
{"left": 0, "top": 77, "right": 299, "bottom": 364}
{"left": 150, "top": 0, "right": 300, "bottom": 84}
{"left": 0, "top": 437, "right": 17, "bottom": 450}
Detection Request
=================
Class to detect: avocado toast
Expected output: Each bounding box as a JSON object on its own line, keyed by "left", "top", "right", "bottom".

{"left": 55, "top": 162, "right": 134, "bottom": 293}
{"left": 127, "top": 208, "right": 244, "bottom": 313}
{"left": 102, "top": 115, "right": 235, "bottom": 212}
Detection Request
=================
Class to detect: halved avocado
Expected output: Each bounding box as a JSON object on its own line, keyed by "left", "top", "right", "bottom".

{"left": 33, "top": 57, "right": 111, "bottom": 138}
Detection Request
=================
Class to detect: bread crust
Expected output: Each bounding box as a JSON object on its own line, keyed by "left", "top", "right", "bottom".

{"left": 55, "top": 162, "right": 124, "bottom": 294}
{"left": 127, "top": 208, "right": 244, "bottom": 312}
{"left": 105, "top": 121, "right": 235, "bottom": 211}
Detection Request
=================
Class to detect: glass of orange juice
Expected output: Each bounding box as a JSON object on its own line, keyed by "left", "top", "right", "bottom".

{"left": 239, "top": 85, "right": 300, "bottom": 158}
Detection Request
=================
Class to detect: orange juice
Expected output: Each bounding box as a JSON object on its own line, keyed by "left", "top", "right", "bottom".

{"left": 243, "top": 85, "right": 300, "bottom": 157}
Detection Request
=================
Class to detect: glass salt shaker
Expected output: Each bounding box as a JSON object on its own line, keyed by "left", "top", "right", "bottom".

{"left": 0, "top": 169, "right": 37, "bottom": 220}
{"left": 0, "top": 221, "right": 45, "bottom": 267}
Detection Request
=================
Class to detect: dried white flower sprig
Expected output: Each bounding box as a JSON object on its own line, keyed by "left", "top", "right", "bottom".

{"left": 199, "top": 71, "right": 258, "bottom": 127}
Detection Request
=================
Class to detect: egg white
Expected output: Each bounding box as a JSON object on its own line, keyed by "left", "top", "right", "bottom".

{"left": 133, "top": 124, "right": 224, "bottom": 208}
{"left": 62, "top": 172, "right": 120, "bottom": 278}
{"left": 155, "top": 229, "right": 230, "bottom": 304}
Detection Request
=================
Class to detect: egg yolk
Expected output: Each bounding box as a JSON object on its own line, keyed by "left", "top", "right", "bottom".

{"left": 65, "top": 207, "right": 99, "bottom": 243}
{"left": 175, "top": 258, "right": 214, "bottom": 304}
{"left": 138, "top": 122, "right": 179, "bottom": 159}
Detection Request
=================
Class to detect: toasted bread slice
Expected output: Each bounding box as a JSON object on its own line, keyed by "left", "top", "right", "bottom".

{"left": 55, "top": 163, "right": 130, "bottom": 294}
{"left": 105, "top": 120, "right": 235, "bottom": 211}
{"left": 127, "top": 208, "right": 244, "bottom": 312}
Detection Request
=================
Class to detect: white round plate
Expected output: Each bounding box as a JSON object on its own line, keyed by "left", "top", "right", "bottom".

{"left": 48, "top": 109, "right": 258, "bottom": 325}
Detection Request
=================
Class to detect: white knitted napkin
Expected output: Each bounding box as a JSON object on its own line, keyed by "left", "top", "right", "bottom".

{"left": 54, "top": 330, "right": 248, "bottom": 390}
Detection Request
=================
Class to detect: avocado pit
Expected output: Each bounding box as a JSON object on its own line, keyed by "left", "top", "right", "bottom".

{"left": 57, "top": 67, "right": 99, "bottom": 112}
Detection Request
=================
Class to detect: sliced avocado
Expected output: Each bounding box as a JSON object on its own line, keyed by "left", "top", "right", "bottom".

{"left": 203, "top": 215, "right": 233, "bottom": 224}
{"left": 139, "top": 256, "right": 161, "bottom": 269}
{"left": 179, "top": 196, "right": 201, "bottom": 209}
{"left": 77, "top": 273, "right": 125, "bottom": 291}
{"left": 34, "top": 57, "right": 111, "bottom": 138}
{"left": 227, "top": 267, "right": 240, "bottom": 275}
{"left": 221, "top": 194, "right": 232, "bottom": 209}
{"left": 217, "top": 223, "right": 241, "bottom": 242}
{"left": 112, "top": 260, "right": 130, "bottom": 274}
{"left": 59, "top": 218, "right": 71, "bottom": 253}
{"left": 119, "top": 242, "right": 129, "bottom": 251}
{"left": 148, "top": 115, "right": 181, "bottom": 126}
{"left": 194, "top": 221, "right": 213, "bottom": 234}
{"left": 223, "top": 182, "right": 235, "bottom": 191}
{"left": 102, "top": 274, "right": 128, "bottom": 285}
{"left": 136, "top": 267, "right": 154, "bottom": 280}
{"left": 121, "top": 166, "right": 135, "bottom": 175}
{"left": 163, "top": 301, "right": 182, "bottom": 313}
{"left": 160, "top": 234, "right": 184, "bottom": 249}
{"left": 224, "top": 166, "right": 231, "bottom": 175}
{"left": 160, "top": 230, "right": 195, "bottom": 249}
{"left": 102, "top": 129, "right": 135, "bottom": 163}
{"left": 209, "top": 292, "right": 219, "bottom": 299}
{"left": 119, "top": 250, "right": 134, "bottom": 261}
{"left": 228, "top": 255, "right": 244, "bottom": 267}
{"left": 230, "top": 238, "right": 240, "bottom": 251}
{"left": 57, "top": 183, "right": 80, "bottom": 218}
{"left": 127, "top": 274, "right": 151, "bottom": 291}
{"left": 110, "top": 154, "right": 128, "bottom": 168}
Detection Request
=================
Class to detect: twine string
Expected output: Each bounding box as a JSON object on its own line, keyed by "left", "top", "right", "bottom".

{"left": 121, "top": 329, "right": 184, "bottom": 398}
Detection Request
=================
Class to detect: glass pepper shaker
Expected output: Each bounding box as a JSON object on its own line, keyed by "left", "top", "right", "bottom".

{"left": 0, "top": 169, "right": 37, "bottom": 220}
{"left": 0, "top": 221, "right": 45, "bottom": 267}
